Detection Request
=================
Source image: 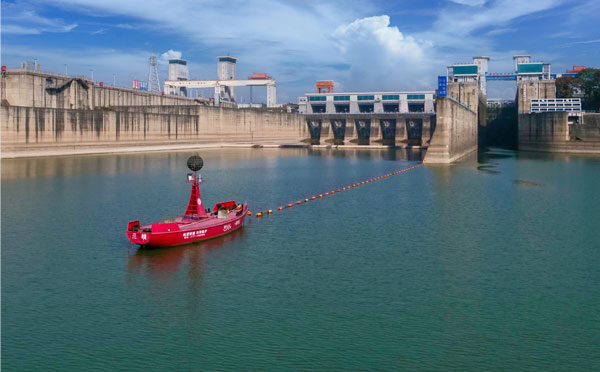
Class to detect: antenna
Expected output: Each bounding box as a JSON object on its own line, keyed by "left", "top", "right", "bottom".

{"left": 147, "top": 51, "right": 161, "bottom": 93}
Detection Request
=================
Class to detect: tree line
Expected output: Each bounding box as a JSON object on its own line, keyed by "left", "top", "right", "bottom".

{"left": 555, "top": 68, "right": 600, "bottom": 112}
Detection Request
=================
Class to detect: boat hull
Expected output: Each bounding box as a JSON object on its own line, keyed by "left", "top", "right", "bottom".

{"left": 127, "top": 204, "right": 247, "bottom": 248}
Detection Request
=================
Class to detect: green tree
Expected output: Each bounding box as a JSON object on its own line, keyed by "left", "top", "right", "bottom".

{"left": 555, "top": 76, "right": 578, "bottom": 98}
{"left": 578, "top": 68, "right": 600, "bottom": 112}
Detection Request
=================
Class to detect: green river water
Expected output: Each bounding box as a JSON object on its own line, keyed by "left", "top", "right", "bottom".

{"left": 2, "top": 148, "right": 599, "bottom": 371}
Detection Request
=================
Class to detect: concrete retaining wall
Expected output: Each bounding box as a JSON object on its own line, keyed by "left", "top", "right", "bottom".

{"left": 518, "top": 112, "right": 600, "bottom": 153}
{"left": 1, "top": 105, "right": 308, "bottom": 156}
{"left": 423, "top": 96, "right": 478, "bottom": 164}
{"left": 446, "top": 82, "right": 481, "bottom": 112}
{"left": 1, "top": 70, "right": 201, "bottom": 109}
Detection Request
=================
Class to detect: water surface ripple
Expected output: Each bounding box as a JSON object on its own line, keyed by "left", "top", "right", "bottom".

{"left": 2, "top": 148, "right": 599, "bottom": 371}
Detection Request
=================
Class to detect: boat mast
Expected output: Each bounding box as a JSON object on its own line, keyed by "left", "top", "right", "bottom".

{"left": 185, "top": 156, "right": 207, "bottom": 217}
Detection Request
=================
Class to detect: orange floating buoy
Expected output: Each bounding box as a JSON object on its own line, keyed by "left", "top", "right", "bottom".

{"left": 331, "top": 191, "right": 335, "bottom": 194}
{"left": 342, "top": 187, "right": 346, "bottom": 191}
{"left": 304, "top": 198, "right": 309, "bottom": 202}
{"left": 319, "top": 194, "right": 323, "bottom": 198}
{"left": 352, "top": 184, "right": 356, "bottom": 187}
{"left": 361, "top": 181, "right": 365, "bottom": 185}
{"left": 325, "top": 192, "right": 329, "bottom": 196}
{"left": 256, "top": 212, "right": 262, "bottom": 217}
{"left": 278, "top": 206, "right": 283, "bottom": 211}
{"left": 267, "top": 209, "right": 273, "bottom": 214}
{"left": 288, "top": 203, "right": 293, "bottom": 207}
{"left": 296, "top": 201, "right": 301, "bottom": 205}
{"left": 337, "top": 189, "right": 341, "bottom": 192}
{"left": 312, "top": 196, "right": 316, "bottom": 200}
{"left": 247, "top": 211, "right": 252, "bottom": 215}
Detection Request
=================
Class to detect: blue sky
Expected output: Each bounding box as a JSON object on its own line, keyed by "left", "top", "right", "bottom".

{"left": 2, "top": 0, "right": 599, "bottom": 101}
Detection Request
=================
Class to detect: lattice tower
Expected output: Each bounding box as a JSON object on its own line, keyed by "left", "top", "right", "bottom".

{"left": 147, "top": 54, "right": 161, "bottom": 93}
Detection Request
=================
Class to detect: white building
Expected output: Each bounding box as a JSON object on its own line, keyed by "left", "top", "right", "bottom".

{"left": 217, "top": 56, "right": 237, "bottom": 102}
{"left": 167, "top": 59, "right": 189, "bottom": 96}
{"left": 298, "top": 91, "right": 436, "bottom": 114}
{"left": 447, "top": 56, "right": 489, "bottom": 93}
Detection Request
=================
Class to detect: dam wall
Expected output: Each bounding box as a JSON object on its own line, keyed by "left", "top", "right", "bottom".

{"left": 571, "top": 114, "right": 600, "bottom": 141}
{"left": 518, "top": 112, "right": 600, "bottom": 153}
{"left": 304, "top": 113, "right": 435, "bottom": 146}
{"left": 1, "top": 69, "right": 307, "bottom": 158}
{"left": 424, "top": 83, "right": 480, "bottom": 164}
{"left": 1, "top": 105, "right": 308, "bottom": 157}
{"left": 1, "top": 69, "right": 202, "bottom": 109}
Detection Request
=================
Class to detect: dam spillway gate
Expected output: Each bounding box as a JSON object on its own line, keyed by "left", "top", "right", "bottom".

{"left": 305, "top": 114, "right": 435, "bottom": 147}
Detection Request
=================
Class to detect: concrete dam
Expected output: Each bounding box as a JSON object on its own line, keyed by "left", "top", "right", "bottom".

{"left": 1, "top": 69, "right": 497, "bottom": 163}
{"left": 1, "top": 69, "right": 307, "bottom": 158}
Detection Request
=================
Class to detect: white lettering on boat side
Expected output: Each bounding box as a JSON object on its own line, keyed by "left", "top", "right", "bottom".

{"left": 235, "top": 220, "right": 241, "bottom": 226}
{"left": 183, "top": 229, "right": 208, "bottom": 239}
{"left": 223, "top": 224, "right": 232, "bottom": 232}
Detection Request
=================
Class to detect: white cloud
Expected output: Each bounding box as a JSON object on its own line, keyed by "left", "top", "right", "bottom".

{"left": 561, "top": 39, "right": 600, "bottom": 46}
{"left": 2, "top": 5, "right": 78, "bottom": 34}
{"left": 160, "top": 50, "right": 183, "bottom": 63}
{"left": 2, "top": 25, "right": 42, "bottom": 35}
{"left": 448, "top": 0, "right": 487, "bottom": 6}
{"left": 334, "top": 16, "right": 426, "bottom": 59}
{"left": 331, "top": 15, "right": 435, "bottom": 91}
{"left": 431, "top": 0, "right": 563, "bottom": 37}
{"left": 2, "top": 0, "right": 574, "bottom": 100}
{"left": 115, "top": 23, "right": 138, "bottom": 29}
{"left": 485, "top": 27, "right": 516, "bottom": 36}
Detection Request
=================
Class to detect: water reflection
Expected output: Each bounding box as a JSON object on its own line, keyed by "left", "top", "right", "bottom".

{"left": 478, "top": 147, "right": 515, "bottom": 163}
{"left": 477, "top": 164, "right": 501, "bottom": 174}
{"left": 309, "top": 147, "right": 425, "bottom": 161}
{"left": 476, "top": 148, "right": 514, "bottom": 175}
{"left": 516, "top": 150, "right": 600, "bottom": 163}
{"left": 2, "top": 148, "right": 424, "bottom": 181}
{"left": 126, "top": 228, "right": 247, "bottom": 283}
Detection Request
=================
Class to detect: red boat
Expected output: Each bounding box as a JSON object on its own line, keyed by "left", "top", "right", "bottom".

{"left": 126, "top": 155, "right": 248, "bottom": 248}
